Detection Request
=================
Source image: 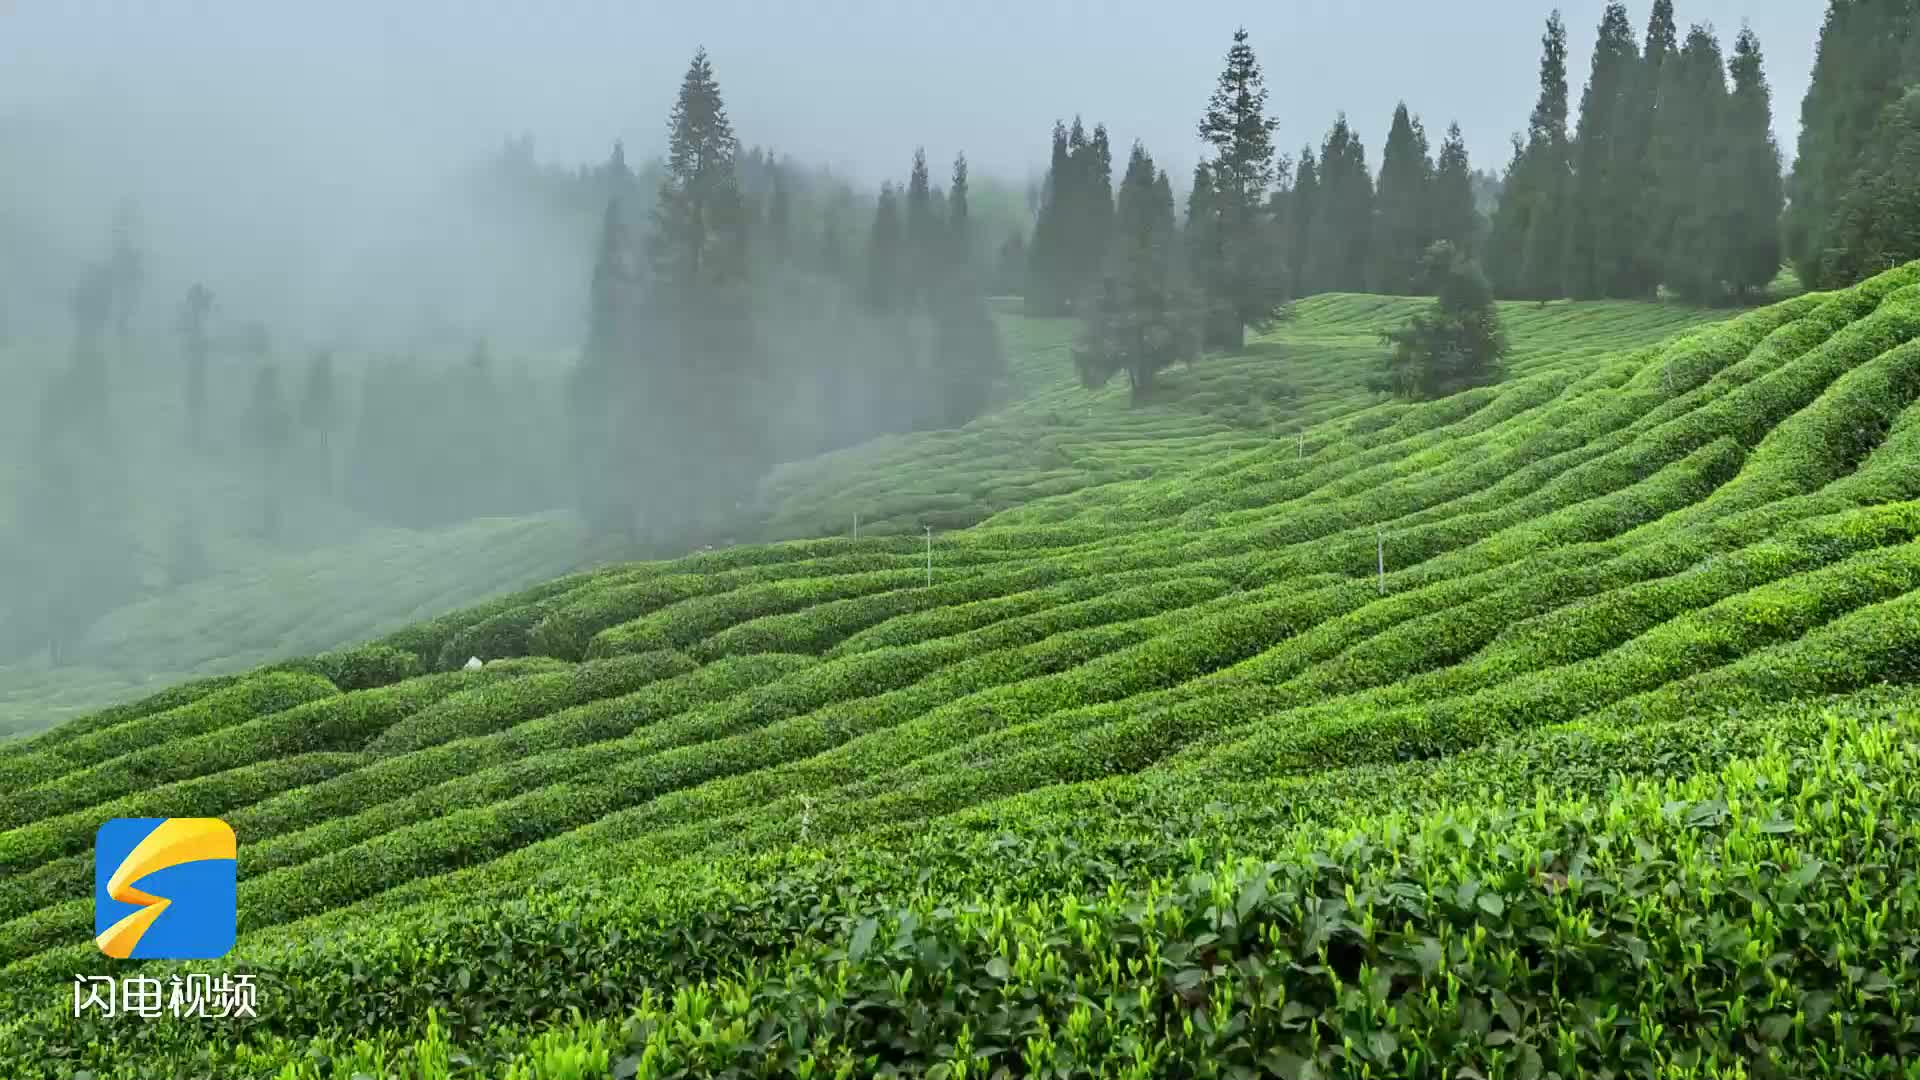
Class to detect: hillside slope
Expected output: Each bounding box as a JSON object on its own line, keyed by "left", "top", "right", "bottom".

{"left": 7, "top": 269, "right": 1920, "bottom": 1076}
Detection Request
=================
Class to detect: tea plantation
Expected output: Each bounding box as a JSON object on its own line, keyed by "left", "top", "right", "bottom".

{"left": 6, "top": 269, "right": 1920, "bottom": 1077}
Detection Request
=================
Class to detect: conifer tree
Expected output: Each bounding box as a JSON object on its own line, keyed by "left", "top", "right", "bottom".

{"left": 1621, "top": 0, "right": 1678, "bottom": 295}
{"left": 17, "top": 265, "right": 138, "bottom": 663}
{"left": 766, "top": 160, "right": 792, "bottom": 266}
{"left": 1720, "top": 26, "right": 1784, "bottom": 297}
{"left": 995, "top": 231, "right": 1027, "bottom": 296}
{"left": 819, "top": 194, "right": 849, "bottom": 282}
{"left": 178, "top": 283, "right": 213, "bottom": 451}
{"left": 1076, "top": 142, "right": 1197, "bottom": 400}
{"left": 932, "top": 152, "right": 1005, "bottom": 425}
{"left": 1307, "top": 115, "right": 1373, "bottom": 294}
{"left": 244, "top": 363, "right": 291, "bottom": 542}
{"left": 1026, "top": 122, "right": 1073, "bottom": 315}
{"left": 1287, "top": 145, "right": 1319, "bottom": 295}
{"left": 647, "top": 49, "right": 762, "bottom": 539}
{"left": 865, "top": 183, "right": 904, "bottom": 315}
{"left": 1786, "top": 0, "right": 1919, "bottom": 288}
{"left": 1562, "top": 3, "right": 1640, "bottom": 299}
{"left": 1196, "top": 27, "right": 1288, "bottom": 348}
{"left": 570, "top": 197, "right": 639, "bottom": 533}
{"left": 1429, "top": 123, "right": 1480, "bottom": 259}
{"left": 1820, "top": 86, "right": 1920, "bottom": 285}
{"left": 1519, "top": 10, "right": 1573, "bottom": 299}
{"left": 299, "top": 349, "right": 341, "bottom": 497}
{"left": 1378, "top": 240, "right": 1508, "bottom": 399}
{"left": 1184, "top": 161, "right": 1231, "bottom": 344}
{"left": 905, "top": 148, "right": 942, "bottom": 308}
{"left": 1485, "top": 136, "right": 1529, "bottom": 296}
{"left": 1075, "top": 124, "right": 1116, "bottom": 306}
{"left": 1371, "top": 103, "right": 1434, "bottom": 294}
{"left": 107, "top": 199, "right": 143, "bottom": 357}
{"left": 1658, "top": 25, "right": 1731, "bottom": 303}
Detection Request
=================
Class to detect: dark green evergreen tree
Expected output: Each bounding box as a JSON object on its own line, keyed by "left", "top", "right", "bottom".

{"left": 1429, "top": 123, "right": 1480, "bottom": 259}
{"left": 1076, "top": 142, "right": 1197, "bottom": 400}
{"left": 1786, "top": 0, "right": 1920, "bottom": 288}
{"left": 298, "top": 349, "right": 342, "bottom": 497}
{"left": 1287, "top": 145, "right": 1319, "bottom": 295}
{"left": 1720, "top": 26, "right": 1785, "bottom": 297}
{"left": 1562, "top": 2, "right": 1640, "bottom": 299}
{"left": 178, "top": 283, "right": 213, "bottom": 451}
{"left": 1026, "top": 122, "right": 1073, "bottom": 314}
{"left": 1621, "top": 0, "right": 1678, "bottom": 296}
{"left": 1196, "top": 27, "right": 1287, "bottom": 347}
{"left": 995, "top": 230, "right": 1027, "bottom": 296}
{"left": 1520, "top": 10, "right": 1573, "bottom": 298}
{"left": 1074, "top": 123, "right": 1116, "bottom": 309}
{"left": 15, "top": 262, "right": 139, "bottom": 663}
{"left": 931, "top": 152, "right": 1006, "bottom": 425}
{"left": 1378, "top": 240, "right": 1509, "bottom": 399}
{"left": 642, "top": 47, "right": 761, "bottom": 540}
{"left": 1485, "top": 135, "right": 1529, "bottom": 296}
{"left": 1307, "top": 115, "right": 1373, "bottom": 294}
{"left": 1820, "top": 86, "right": 1920, "bottom": 285}
{"left": 766, "top": 159, "right": 792, "bottom": 266}
{"left": 865, "top": 183, "right": 904, "bottom": 315}
{"left": 570, "top": 196, "right": 640, "bottom": 533}
{"left": 107, "top": 199, "right": 143, "bottom": 356}
{"left": 819, "top": 194, "right": 849, "bottom": 282}
{"left": 1659, "top": 26, "right": 1731, "bottom": 303}
{"left": 1184, "top": 161, "right": 1231, "bottom": 345}
{"left": 244, "top": 363, "right": 291, "bottom": 542}
{"left": 1371, "top": 103, "right": 1434, "bottom": 294}
{"left": 905, "top": 148, "right": 942, "bottom": 309}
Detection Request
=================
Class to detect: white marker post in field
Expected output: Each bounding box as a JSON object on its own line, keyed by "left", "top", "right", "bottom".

{"left": 925, "top": 525, "right": 932, "bottom": 587}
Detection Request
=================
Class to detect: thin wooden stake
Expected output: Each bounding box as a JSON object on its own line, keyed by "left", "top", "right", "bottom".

{"left": 925, "top": 525, "right": 932, "bottom": 587}
{"left": 853, "top": 512, "right": 859, "bottom": 540}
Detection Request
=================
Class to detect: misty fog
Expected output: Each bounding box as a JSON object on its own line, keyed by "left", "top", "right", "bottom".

{"left": 0, "top": 1, "right": 1824, "bottom": 736}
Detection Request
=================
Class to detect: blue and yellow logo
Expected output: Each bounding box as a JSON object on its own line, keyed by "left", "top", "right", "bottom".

{"left": 93, "top": 818, "right": 236, "bottom": 960}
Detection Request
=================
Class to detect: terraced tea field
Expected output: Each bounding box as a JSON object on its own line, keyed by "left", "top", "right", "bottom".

{"left": 7, "top": 271, "right": 1920, "bottom": 1077}
{"left": 0, "top": 513, "right": 604, "bottom": 739}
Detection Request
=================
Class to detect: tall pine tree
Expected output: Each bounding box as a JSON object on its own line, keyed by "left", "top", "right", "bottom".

{"left": 1490, "top": 11, "right": 1572, "bottom": 299}
{"left": 1429, "top": 123, "right": 1480, "bottom": 259}
{"left": 1184, "top": 161, "right": 1231, "bottom": 340}
{"left": 865, "top": 183, "right": 904, "bottom": 315}
{"left": 243, "top": 363, "right": 291, "bottom": 542}
{"left": 931, "top": 152, "right": 1006, "bottom": 425}
{"left": 1819, "top": 86, "right": 1920, "bottom": 285}
{"left": 1562, "top": 2, "right": 1640, "bottom": 299}
{"left": 1307, "top": 115, "right": 1373, "bottom": 294}
{"left": 1786, "top": 0, "right": 1920, "bottom": 288}
{"left": 1370, "top": 103, "right": 1434, "bottom": 295}
{"left": 1287, "top": 146, "right": 1320, "bottom": 295}
{"left": 1026, "top": 122, "right": 1073, "bottom": 315}
{"left": 1658, "top": 25, "right": 1731, "bottom": 303}
{"left": 1076, "top": 142, "right": 1197, "bottom": 400}
{"left": 178, "top": 283, "right": 213, "bottom": 451}
{"left": 1196, "top": 27, "right": 1288, "bottom": 348}
{"left": 570, "top": 193, "right": 640, "bottom": 533}
{"left": 1621, "top": 0, "right": 1678, "bottom": 296}
{"left": 1720, "top": 26, "right": 1785, "bottom": 297}
{"left": 638, "top": 48, "right": 762, "bottom": 540}
{"left": 1486, "top": 136, "right": 1529, "bottom": 296}
{"left": 1521, "top": 10, "right": 1573, "bottom": 299}
{"left": 905, "top": 148, "right": 942, "bottom": 310}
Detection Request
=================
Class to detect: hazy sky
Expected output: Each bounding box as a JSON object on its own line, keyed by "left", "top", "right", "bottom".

{"left": 3, "top": 0, "right": 1826, "bottom": 190}
{"left": 0, "top": 1, "right": 1827, "bottom": 347}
